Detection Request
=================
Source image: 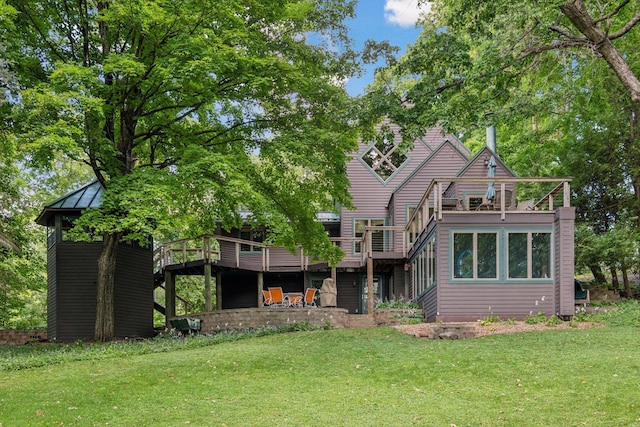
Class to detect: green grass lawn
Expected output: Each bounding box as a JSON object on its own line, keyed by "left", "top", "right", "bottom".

{"left": 1, "top": 315, "right": 640, "bottom": 426}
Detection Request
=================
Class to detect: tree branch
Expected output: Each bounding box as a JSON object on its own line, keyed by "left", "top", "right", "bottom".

{"left": 609, "top": 13, "right": 640, "bottom": 39}
{"left": 593, "top": 0, "right": 630, "bottom": 24}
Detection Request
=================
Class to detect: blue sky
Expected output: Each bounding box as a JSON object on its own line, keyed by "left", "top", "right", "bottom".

{"left": 345, "top": 0, "right": 430, "bottom": 95}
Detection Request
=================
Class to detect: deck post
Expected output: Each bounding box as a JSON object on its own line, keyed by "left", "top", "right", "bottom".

{"left": 216, "top": 271, "right": 222, "bottom": 310}
{"left": 257, "top": 272, "right": 263, "bottom": 307}
{"left": 204, "top": 263, "right": 212, "bottom": 312}
{"left": 165, "top": 270, "right": 175, "bottom": 327}
{"left": 367, "top": 256, "right": 374, "bottom": 315}
{"left": 331, "top": 266, "right": 336, "bottom": 284}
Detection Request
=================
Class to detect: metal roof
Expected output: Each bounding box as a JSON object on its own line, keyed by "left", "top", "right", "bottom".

{"left": 35, "top": 180, "right": 104, "bottom": 226}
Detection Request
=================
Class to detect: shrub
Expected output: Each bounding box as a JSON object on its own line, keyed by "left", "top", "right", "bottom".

{"left": 478, "top": 315, "right": 501, "bottom": 326}
{"left": 524, "top": 312, "right": 547, "bottom": 324}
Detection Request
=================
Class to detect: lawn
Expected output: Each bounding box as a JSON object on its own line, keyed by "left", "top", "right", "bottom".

{"left": 1, "top": 315, "right": 640, "bottom": 426}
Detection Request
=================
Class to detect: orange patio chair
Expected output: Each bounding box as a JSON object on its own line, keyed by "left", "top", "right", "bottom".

{"left": 262, "top": 289, "right": 272, "bottom": 307}
{"left": 303, "top": 287, "right": 317, "bottom": 307}
{"left": 268, "top": 287, "right": 287, "bottom": 307}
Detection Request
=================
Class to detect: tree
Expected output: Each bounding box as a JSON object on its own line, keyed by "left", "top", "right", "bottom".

{"left": 370, "top": 1, "right": 640, "bottom": 279}
{"left": 10, "top": 0, "right": 365, "bottom": 341}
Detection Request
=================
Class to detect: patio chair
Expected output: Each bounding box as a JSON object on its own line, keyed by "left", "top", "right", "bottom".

{"left": 268, "top": 287, "right": 288, "bottom": 307}
{"left": 262, "top": 289, "right": 272, "bottom": 307}
{"left": 303, "top": 287, "right": 317, "bottom": 307}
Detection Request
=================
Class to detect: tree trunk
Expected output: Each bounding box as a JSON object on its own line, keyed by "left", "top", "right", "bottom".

{"left": 622, "top": 264, "right": 633, "bottom": 298}
{"left": 589, "top": 264, "right": 606, "bottom": 284}
{"left": 94, "top": 232, "right": 122, "bottom": 341}
{"left": 610, "top": 265, "right": 619, "bottom": 289}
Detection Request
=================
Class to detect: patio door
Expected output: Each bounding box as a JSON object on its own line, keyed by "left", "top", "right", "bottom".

{"left": 360, "top": 276, "right": 381, "bottom": 314}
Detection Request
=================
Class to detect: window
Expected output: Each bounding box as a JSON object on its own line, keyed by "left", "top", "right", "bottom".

{"left": 240, "top": 229, "right": 264, "bottom": 252}
{"left": 452, "top": 231, "right": 498, "bottom": 280}
{"left": 508, "top": 232, "right": 552, "bottom": 279}
{"left": 411, "top": 236, "right": 436, "bottom": 297}
{"left": 354, "top": 219, "right": 385, "bottom": 253}
{"left": 360, "top": 137, "right": 408, "bottom": 181}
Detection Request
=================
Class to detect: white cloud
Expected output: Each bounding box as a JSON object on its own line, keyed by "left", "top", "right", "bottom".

{"left": 384, "top": 0, "right": 432, "bottom": 28}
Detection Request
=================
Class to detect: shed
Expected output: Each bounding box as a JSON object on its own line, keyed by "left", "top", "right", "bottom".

{"left": 36, "top": 181, "right": 154, "bottom": 342}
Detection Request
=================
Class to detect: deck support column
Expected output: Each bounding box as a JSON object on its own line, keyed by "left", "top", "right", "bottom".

{"left": 204, "top": 264, "right": 212, "bottom": 312}
{"left": 165, "top": 270, "right": 175, "bottom": 327}
{"left": 216, "top": 271, "right": 222, "bottom": 310}
{"left": 257, "top": 272, "right": 264, "bottom": 307}
{"left": 367, "top": 256, "right": 374, "bottom": 315}
{"left": 331, "top": 267, "right": 336, "bottom": 285}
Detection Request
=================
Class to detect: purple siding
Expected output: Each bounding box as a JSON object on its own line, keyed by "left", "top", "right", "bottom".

{"left": 414, "top": 209, "right": 574, "bottom": 322}
{"left": 342, "top": 123, "right": 467, "bottom": 260}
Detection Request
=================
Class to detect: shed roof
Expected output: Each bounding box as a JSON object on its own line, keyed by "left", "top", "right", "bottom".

{"left": 35, "top": 180, "right": 104, "bottom": 226}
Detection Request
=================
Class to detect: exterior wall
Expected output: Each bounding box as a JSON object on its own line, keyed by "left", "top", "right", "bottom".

{"left": 46, "top": 247, "right": 57, "bottom": 339}
{"left": 335, "top": 272, "right": 361, "bottom": 313}
{"left": 391, "top": 141, "right": 469, "bottom": 249}
{"left": 341, "top": 123, "right": 467, "bottom": 261}
{"left": 555, "top": 207, "right": 576, "bottom": 316}
{"left": 415, "top": 211, "right": 562, "bottom": 321}
{"left": 220, "top": 271, "right": 306, "bottom": 309}
{"left": 49, "top": 241, "right": 154, "bottom": 342}
{"left": 451, "top": 149, "right": 516, "bottom": 208}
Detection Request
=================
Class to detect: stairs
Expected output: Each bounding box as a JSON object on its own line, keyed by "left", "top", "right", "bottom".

{"left": 347, "top": 314, "right": 376, "bottom": 328}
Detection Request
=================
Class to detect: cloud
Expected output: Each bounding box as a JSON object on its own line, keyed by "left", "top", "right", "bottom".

{"left": 384, "top": 0, "right": 432, "bottom": 28}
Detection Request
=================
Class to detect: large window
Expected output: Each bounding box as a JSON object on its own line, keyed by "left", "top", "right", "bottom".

{"left": 508, "top": 232, "right": 552, "bottom": 279}
{"left": 354, "top": 219, "right": 385, "bottom": 253}
{"left": 360, "top": 137, "right": 408, "bottom": 181}
{"left": 452, "top": 231, "right": 498, "bottom": 280}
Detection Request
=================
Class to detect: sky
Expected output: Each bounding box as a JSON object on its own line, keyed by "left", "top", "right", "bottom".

{"left": 345, "top": 0, "right": 430, "bottom": 96}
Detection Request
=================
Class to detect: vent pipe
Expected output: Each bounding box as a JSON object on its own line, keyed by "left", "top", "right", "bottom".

{"left": 486, "top": 126, "right": 496, "bottom": 153}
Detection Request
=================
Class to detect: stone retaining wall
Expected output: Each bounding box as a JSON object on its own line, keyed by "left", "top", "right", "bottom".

{"left": 171, "top": 308, "right": 350, "bottom": 334}
{"left": 0, "top": 329, "right": 47, "bottom": 345}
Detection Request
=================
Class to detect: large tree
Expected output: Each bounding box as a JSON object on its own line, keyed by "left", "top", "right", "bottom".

{"left": 369, "top": 1, "right": 640, "bottom": 279}
{"left": 9, "top": 0, "right": 366, "bottom": 340}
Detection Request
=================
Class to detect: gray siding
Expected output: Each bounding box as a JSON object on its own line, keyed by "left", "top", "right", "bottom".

{"left": 391, "top": 141, "right": 469, "bottom": 249}
{"left": 417, "top": 211, "right": 567, "bottom": 321}
{"left": 555, "top": 207, "right": 576, "bottom": 316}
{"left": 342, "top": 123, "right": 467, "bottom": 259}
{"left": 50, "top": 242, "right": 153, "bottom": 341}
{"left": 46, "top": 247, "right": 57, "bottom": 339}
{"left": 335, "top": 273, "right": 360, "bottom": 313}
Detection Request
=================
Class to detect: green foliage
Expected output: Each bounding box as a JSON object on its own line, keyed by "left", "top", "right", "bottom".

{"left": 374, "top": 299, "right": 419, "bottom": 310}
{"left": 478, "top": 315, "right": 501, "bottom": 326}
{"left": 524, "top": 312, "right": 548, "bottom": 325}
{"left": 10, "top": 0, "right": 366, "bottom": 265}
{"left": 372, "top": 0, "right": 640, "bottom": 274}
{"left": 545, "top": 315, "right": 563, "bottom": 326}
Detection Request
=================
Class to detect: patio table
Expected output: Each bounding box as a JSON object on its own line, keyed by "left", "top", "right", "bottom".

{"left": 285, "top": 292, "right": 303, "bottom": 307}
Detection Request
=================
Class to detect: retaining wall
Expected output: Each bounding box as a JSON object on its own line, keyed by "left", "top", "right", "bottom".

{"left": 0, "top": 329, "right": 47, "bottom": 345}
{"left": 170, "top": 308, "right": 350, "bottom": 333}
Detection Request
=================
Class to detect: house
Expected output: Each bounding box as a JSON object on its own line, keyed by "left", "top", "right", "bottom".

{"left": 158, "top": 123, "right": 574, "bottom": 323}
{"left": 38, "top": 123, "right": 575, "bottom": 339}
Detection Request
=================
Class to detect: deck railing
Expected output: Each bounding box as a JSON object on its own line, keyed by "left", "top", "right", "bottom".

{"left": 154, "top": 227, "right": 408, "bottom": 272}
{"left": 405, "top": 177, "right": 573, "bottom": 252}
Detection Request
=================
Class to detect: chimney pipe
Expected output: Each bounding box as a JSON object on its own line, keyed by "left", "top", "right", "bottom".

{"left": 486, "top": 126, "right": 496, "bottom": 153}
